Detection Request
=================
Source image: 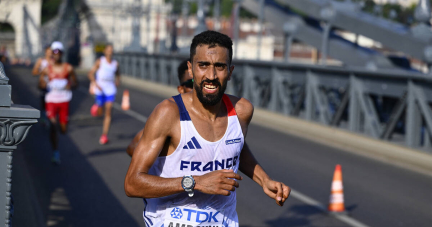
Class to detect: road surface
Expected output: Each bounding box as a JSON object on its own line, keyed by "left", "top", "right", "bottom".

{"left": 7, "top": 66, "right": 432, "bottom": 227}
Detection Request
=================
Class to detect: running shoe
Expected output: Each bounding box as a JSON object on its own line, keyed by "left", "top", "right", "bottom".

{"left": 41, "top": 117, "right": 50, "bottom": 129}
{"left": 99, "top": 134, "right": 109, "bottom": 145}
{"left": 90, "top": 104, "right": 99, "bottom": 117}
{"left": 51, "top": 150, "right": 61, "bottom": 165}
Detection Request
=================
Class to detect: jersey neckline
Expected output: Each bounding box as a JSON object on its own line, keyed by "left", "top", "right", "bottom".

{"left": 173, "top": 94, "right": 237, "bottom": 145}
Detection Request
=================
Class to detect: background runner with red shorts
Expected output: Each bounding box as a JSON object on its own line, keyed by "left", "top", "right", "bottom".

{"left": 39, "top": 41, "right": 78, "bottom": 164}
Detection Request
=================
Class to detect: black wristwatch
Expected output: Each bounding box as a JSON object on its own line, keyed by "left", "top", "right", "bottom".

{"left": 181, "top": 175, "right": 195, "bottom": 197}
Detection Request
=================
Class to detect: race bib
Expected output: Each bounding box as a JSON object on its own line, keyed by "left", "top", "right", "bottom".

{"left": 163, "top": 207, "right": 224, "bottom": 227}
{"left": 48, "top": 79, "right": 68, "bottom": 91}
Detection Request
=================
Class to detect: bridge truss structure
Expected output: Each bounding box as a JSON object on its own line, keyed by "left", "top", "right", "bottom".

{"left": 115, "top": 52, "right": 432, "bottom": 152}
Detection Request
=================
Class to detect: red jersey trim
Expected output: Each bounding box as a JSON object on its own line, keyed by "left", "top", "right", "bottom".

{"left": 48, "top": 63, "right": 70, "bottom": 80}
{"left": 223, "top": 94, "right": 237, "bottom": 116}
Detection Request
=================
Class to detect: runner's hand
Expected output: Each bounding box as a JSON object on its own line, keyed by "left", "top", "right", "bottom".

{"left": 93, "top": 82, "right": 102, "bottom": 92}
{"left": 194, "top": 169, "right": 242, "bottom": 196}
{"left": 262, "top": 179, "right": 290, "bottom": 206}
{"left": 115, "top": 77, "right": 120, "bottom": 87}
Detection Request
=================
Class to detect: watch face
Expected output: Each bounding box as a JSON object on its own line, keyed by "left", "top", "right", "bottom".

{"left": 183, "top": 177, "right": 193, "bottom": 189}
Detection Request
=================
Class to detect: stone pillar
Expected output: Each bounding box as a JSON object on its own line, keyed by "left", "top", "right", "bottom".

{"left": 0, "top": 63, "right": 39, "bottom": 226}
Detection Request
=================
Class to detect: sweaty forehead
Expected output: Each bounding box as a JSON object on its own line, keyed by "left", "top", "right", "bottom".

{"left": 194, "top": 44, "right": 229, "bottom": 63}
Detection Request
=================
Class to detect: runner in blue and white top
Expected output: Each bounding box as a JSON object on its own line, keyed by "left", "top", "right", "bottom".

{"left": 125, "top": 31, "right": 291, "bottom": 227}
{"left": 88, "top": 44, "right": 120, "bottom": 144}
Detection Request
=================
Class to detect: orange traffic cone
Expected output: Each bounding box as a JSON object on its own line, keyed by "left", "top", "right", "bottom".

{"left": 328, "top": 164, "right": 346, "bottom": 213}
{"left": 121, "top": 90, "right": 130, "bottom": 110}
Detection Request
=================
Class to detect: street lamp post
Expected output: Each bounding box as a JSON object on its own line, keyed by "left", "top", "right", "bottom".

{"left": 0, "top": 63, "right": 39, "bottom": 226}
{"left": 195, "top": 0, "right": 208, "bottom": 35}
{"left": 213, "top": 0, "right": 221, "bottom": 31}
{"left": 233, "top": 0, "right": 242, "bottom": 59}
{"left": 256, "top": 0, "right": 264, "bottom": 60}
{"left": 123, "top": 0, "right": 147, "bottom": 52}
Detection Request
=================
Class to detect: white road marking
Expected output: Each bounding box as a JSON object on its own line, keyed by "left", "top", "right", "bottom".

{"left": 47, "top": 187, "right": 72, "bottom": 226}
{"left": 290, "top": 189, "right": 370, "bottom": 227}
{"left": 112, "top": 102, "right": 148, "bottom": 123}
{"left": 77, "top": 86, "right": 370, "bottom": 227}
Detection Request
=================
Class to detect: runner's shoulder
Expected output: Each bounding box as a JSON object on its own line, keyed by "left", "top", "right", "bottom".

{"left": 225, "top": 94, "right": 254, "bottom": 120}
{"left": 64, "top": 63, "right": 74, "bottom": 72}
{"left": 149, "top": 98, "right": 180, "bottom": 125}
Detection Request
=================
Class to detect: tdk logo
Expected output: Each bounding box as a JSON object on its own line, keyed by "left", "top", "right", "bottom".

{"left": 180, "top": 156, "right": 239, "bottom": 172}
{"left": 225, "top": 138, "right": 241, "bottom": 145}
{"left": 170, "top": 207, "right": 183, "bottom": 219}
{"left": 169, "top": 207, "right": 219, "bottom": 222}
{"left": 183, "top": 137, "right": 202, "bottom": 150}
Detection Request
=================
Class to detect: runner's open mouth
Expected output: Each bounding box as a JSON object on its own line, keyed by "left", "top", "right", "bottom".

{"left": 203, "top": 82, "right": 219, "bottom": 93}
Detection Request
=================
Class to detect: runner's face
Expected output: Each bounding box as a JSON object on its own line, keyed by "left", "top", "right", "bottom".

{"left": 189, "top": 45, "right": 233, "bottom": 106}
{"left": 105, "top": 45, "right": 113, "bottom": 57}
{"left": 52, "top": 50, "right": 62, "bottom": 63}
{"left": 45, "top": 48, "right": 52, "bottom": 58}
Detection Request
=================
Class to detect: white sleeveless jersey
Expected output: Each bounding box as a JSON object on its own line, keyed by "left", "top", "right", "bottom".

{"left": 40, "top": 59, "right": 49, "bottom": 70}
{"left": 45, "top": 64, "right": 72, "bottom": 103}
{"left": 94, "top": 56, "right": 118, "bottom": 96}
{"left": 40, "top": 59, "right": 49, "bottom": 84}
{"left": 143, "top": 94, "right": 244, "bottom": 227}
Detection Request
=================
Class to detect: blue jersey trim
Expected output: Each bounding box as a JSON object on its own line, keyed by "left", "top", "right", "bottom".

{"left": 143, "top": 199, "right": 153, "bottom": 226}
{"left": 172, "top": 94, "right": 191, "bottom": 121}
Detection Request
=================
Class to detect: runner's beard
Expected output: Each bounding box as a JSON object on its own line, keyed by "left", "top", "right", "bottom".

{"left": 194, "top": 77, "right": 228, "bottom": 106}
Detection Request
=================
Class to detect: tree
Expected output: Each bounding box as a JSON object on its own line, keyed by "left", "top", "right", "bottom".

{"left": 41, "top": 0, "right": 63, "bottom": 24}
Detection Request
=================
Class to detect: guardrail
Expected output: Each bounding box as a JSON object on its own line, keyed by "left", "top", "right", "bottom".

{"left": 115, "top": 52, "right": 432, "bottom": 152}
{"left": 0, "top": 62, "right": 39, "bottom": 226}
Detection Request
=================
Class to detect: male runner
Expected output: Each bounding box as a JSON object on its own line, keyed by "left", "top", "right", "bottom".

{"left": 39, "top": 41, "right": 78, "bottom": 164}
{"left": 32, "top": 45, "right": 52, "bottom": 125}
{"left": 88, "top": 44, "right": 120, "bottom": 144}
{"left": 125, "top": 31, "right": 290, "bottom": 227}
{"left": 126, "top": 59, "right": 193, "bottom": 156}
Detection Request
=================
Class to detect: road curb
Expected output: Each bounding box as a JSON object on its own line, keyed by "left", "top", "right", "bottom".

{"left": 120, "top": 75, "right": 432, "bottom": 175}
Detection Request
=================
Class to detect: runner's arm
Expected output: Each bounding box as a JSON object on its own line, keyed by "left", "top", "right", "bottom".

{"left": 31, "top": 58, "right": 42, "bottom": 76}
{"left": 115, "top": 64, "right": 120, "bottom": 87}
{"left": 235, "top": 97, "right": 291, "bottom": 206}
{"left": 125, "top": 99, "right": 185, "bottom": 198}
{"left": 126, "top": 129, "right": 144, "bottom": 157}
{"left": 69, "top": 66, "right": 78, "bottom": 89}
{"left": 88, "top": 59, "right": 100, "bottom": 84}
{"left": 38, "top": 68, "right": 48, "bottom": 89}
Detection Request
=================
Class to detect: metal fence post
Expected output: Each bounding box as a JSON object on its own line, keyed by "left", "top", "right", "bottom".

{"left": 160, "top": 58, "right": 168, "bottom": 84}
{"left": 131, "top": 55, "right": 137, "bottom": 78}
{"left": 0, "top": 63, "right": 39, "bottom": 226}
{"left": 140, "top": 56, "right": 146, "bottom": 79}
{"left": 349, "top": 75, "right": 360, "bottom": 132}
{"left": 406, "top": 81, "right": 422, "bottom": 147}
{"left": 149, "top": 57, "right": 157, "bottom": 81}
{"left": 170, "top": 59, "right": 179, "bottom": 85}
{"left": 305, "top": 71, "right": 314, "bottom": 121}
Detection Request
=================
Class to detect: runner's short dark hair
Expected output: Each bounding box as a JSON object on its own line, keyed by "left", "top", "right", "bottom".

{"left": 190, "top": 30, "right": 233, "bottom": 65}
{"left": 177, "top": 59, "right": 189, "bottom": 83}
